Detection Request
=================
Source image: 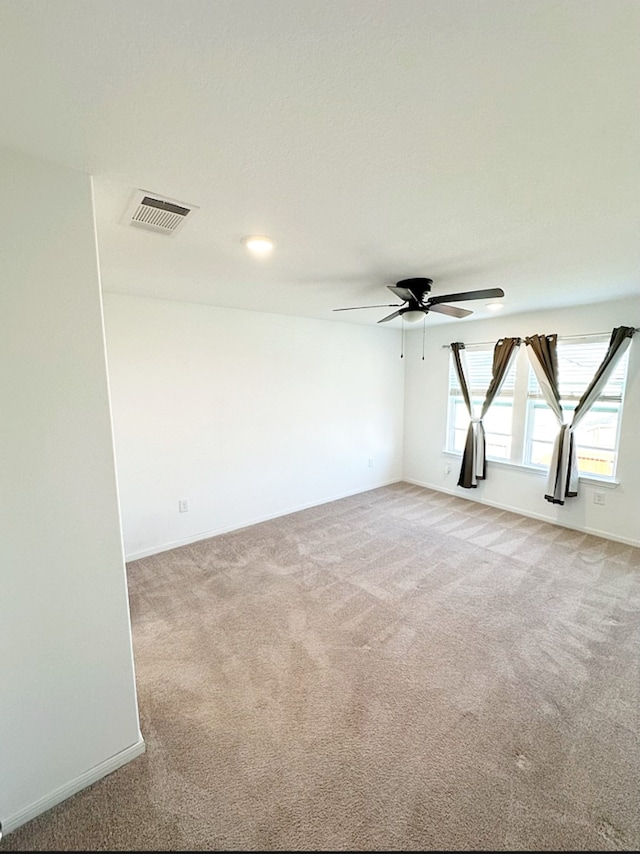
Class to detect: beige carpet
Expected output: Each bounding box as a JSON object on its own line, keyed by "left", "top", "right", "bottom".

{"left": 4, "top": 482, "right": 640, "bottom": 851}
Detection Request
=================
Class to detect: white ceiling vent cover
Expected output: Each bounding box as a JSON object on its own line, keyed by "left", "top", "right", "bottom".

{"left": 123, "top": 190, "right": 198, "bottom": 236}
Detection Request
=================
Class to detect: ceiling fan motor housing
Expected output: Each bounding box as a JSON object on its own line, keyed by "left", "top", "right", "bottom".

{"left": 396, "top": 278, "right": 432, "bottom": 301}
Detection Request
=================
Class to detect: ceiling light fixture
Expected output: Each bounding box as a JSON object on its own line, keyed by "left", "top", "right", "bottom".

{"left": 241, "top": 235, "right": 277, "bottom": 254}
{"left": 403, "top": 310, "right": 425, "bottom": 323}
{"left": 485, "top": 301, "right": 504, "bottom": 312}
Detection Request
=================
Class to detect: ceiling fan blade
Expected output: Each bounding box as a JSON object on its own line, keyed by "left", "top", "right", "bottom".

{"left": 429, "top": 303, "right": 473, "bottom": 318}
{"left": 386, "top": 285, "right": 415, "bottom": 301}
{"left": 377, "top": 309, "right": 404, "bottom": 323}
{"left": 429, "top": 287, "right": 505, "bottom": 305}
{"left": 333, "top": 304, "right": 400, "bottom": 312}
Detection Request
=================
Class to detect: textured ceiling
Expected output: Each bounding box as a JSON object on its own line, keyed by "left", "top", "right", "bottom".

{"left": 1, "top": 0, "right": 639, "bottom": 326}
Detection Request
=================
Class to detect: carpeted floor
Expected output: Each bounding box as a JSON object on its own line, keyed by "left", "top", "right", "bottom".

{"left": 3, "top": 482, "right": 640, "bottom": 851}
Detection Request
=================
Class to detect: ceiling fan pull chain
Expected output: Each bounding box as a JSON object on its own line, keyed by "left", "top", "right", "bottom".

{"left": 400, "top": 320, "right": 405, "bottom": 358}
{"left": 422, "top": 315, "right": 426, "bottom": 360}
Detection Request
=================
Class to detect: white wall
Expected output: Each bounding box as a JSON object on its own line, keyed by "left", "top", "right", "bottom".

{"left": 403, "top": 296, "right": 640, "bottom": 546}
{"left": 0, "top": 148, "right": 143, "bottom": 833}
{"left": 103, "top": 293, "right": 405, "bottom": 559}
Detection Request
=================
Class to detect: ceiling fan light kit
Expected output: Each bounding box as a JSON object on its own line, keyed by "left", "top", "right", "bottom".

{"left": 333, "top": 277, "right": 505, "bottom": 324}
{"left": 402, "top": 310, "right": 425, "bottom": 323}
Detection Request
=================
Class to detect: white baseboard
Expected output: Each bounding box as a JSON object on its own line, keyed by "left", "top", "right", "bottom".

{"left": 2, "top": 737, "right": 145, "bottom": 837}
{"left": 125, "top": 478, "right": 403, "bottom": 561}
{"left": 403, "top": 478, "right": 640, "bottom": 549}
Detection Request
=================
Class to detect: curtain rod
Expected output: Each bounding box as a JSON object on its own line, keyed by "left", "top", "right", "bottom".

{"left": 440, "top": 328, "right": 638, "bottom": 350}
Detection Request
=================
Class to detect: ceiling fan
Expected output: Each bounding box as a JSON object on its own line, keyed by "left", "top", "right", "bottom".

{"left": 333, "top": 277, "right": 505, "bottom": 323}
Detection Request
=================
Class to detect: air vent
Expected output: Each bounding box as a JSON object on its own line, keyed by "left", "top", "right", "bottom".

{"left": 123, "top": 190, "right": 198, "bottom": 236}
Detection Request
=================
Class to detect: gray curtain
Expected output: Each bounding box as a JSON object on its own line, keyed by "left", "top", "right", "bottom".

{"left": 525, "top": 326, "right": 635, "bottom": 505}
{"left": 451, "top": 337, "right": 521, "bottom": 489}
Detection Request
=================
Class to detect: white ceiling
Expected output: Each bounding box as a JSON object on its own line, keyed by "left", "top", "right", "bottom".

{"left": 1, "top": 0, "right": 639, "bottom": 327}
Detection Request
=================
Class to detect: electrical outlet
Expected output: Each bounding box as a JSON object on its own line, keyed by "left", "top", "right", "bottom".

{"left": 178, "top": 499, "right": 189, "bottom": 513}
{"left": 368, "top": 458, "right": 374, "bottom": 468}
{"left": 593, "top": 492, "right": 605, "bottom": 506}
{"left": 444, "top": 463, "right": 452, "bottom": 474}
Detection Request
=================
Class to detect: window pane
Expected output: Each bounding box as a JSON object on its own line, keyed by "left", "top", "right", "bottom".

{"left": 529, "top": 439, "right": 552, "bottom": 468}
{"left": 484, "top": 399, "right": 512, "bottom": 460}
{"left": 574, "top": 407, "right": 619, "bottom": 451}
{"left": 528, "top": 403, "right": 559, "bottom": 443}
{"left": 527, "top": 341, "right": 629, "bottom": 400}
{"left": 452, "top": 429, "right": 466, "bottom": 453}
{"left": 577, "top": 448, "right": 615, "bottom": 477}
{"left": 558, "top": 343, "right": 628, "bottom": 399}
{"left": 447, "top": 348, "right": 518, "bottom": 460}
{"left": 483, "top": 399, "right": 513, "bottom": 435}
{"left": 453, "top": 399, "right": 469, "bottom": 430}
{"left": 486, "top": 435, "right": 511, "bottom": 459}
{"left": 527, "top": 399, "right": 621, "bottom": 477}
{"left": 450, "top": 349, "right": 517, "bottom": 398}
{"left": 449, "top": 396, "right": 511, "bottom": 460}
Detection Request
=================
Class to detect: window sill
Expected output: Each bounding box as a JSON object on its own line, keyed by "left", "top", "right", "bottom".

{"left": 442, "top": 451, "right": 620, "bottom": 488}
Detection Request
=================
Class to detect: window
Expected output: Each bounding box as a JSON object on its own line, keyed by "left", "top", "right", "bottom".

{"left": 445, "top": 335, "right": 631, "bottom": 483}
{"left": 447, "top": 347, "right": 517, "bottom": 461}
{"left": 524, "top": 339, "right": 629, "bottom": 479}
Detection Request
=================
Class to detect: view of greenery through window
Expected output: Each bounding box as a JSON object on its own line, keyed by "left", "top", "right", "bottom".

{"left": 447, "top": 339, "right": 629, "bottom": 480}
